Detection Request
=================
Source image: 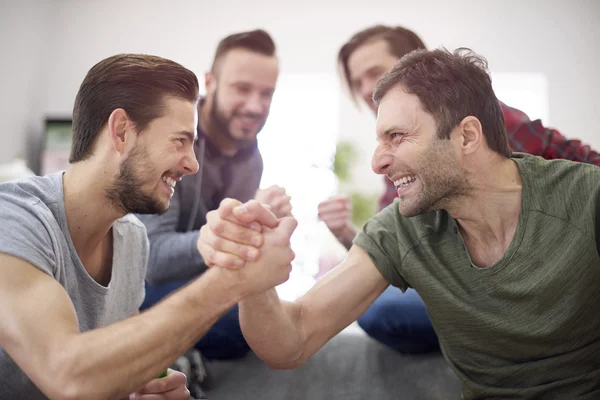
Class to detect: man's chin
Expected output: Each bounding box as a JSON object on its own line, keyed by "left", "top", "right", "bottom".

{"left": 398, "top": 200, "right": 424, "bottom": 218}
{"left": 127, "top": 199, "right": 169, "bottom": 216}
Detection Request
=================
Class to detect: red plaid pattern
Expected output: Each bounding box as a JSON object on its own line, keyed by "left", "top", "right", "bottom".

{"left": 378, "top": 102, "right": 600, "bottom": 211}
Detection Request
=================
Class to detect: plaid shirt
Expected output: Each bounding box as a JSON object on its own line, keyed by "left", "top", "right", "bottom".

{"left": 378, "top": 102, "right": 600, "bottom": 211}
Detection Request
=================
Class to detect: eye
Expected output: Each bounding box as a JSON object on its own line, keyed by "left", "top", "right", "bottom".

{"left": 235, "top": 84, "right": 252, "bottom": 95}
{"left": 261, "top": 90, "right": 274, "bottom": 100}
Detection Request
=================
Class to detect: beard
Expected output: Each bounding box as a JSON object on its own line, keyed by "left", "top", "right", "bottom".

{"left": 398, "top": 138, "right": 469, "bottom": 217}
{"left": 105, "top": 144, "right": 167, "bottom": 215}
{"left": 209, "top": 89, "right": 266, "bottom": 149}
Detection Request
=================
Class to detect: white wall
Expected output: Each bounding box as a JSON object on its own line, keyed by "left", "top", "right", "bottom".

{"left": 0, "top": 0, "right": 56, "bottom": 171}
{"left": 1, "top": 0, "right": 599, "bottom": 189}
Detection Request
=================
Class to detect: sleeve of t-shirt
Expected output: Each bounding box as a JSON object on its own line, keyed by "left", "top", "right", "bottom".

{"left": 352, "top": 201, "right": 409, "bottom": 291}
{"left": 0, "top": 194, "right": 58, "bottom": 277}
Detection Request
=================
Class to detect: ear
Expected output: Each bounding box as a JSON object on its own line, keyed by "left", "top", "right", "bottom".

{"left": 457, "top": 116, "right": 483, "bottom": 156}
{"left": 205, "top": 71, "right": 216, "bottom": 95}
{"left": 106, "top": 108, "right": 135, "bottom": 155}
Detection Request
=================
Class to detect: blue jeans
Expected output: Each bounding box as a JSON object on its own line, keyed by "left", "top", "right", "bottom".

{"left": 357, "top": 286, "right": 439, "bottom": 354}
{"left": 140, "top": 279, "right": 251, "bottom": 360}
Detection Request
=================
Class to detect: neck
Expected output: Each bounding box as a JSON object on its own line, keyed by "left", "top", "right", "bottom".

{"left": 199, "top": 101, "right": 239, "bottom": 156}
{"left": 446, "top": 155, "right": 522, "bottom": 245}
{"left": 62, "top": 162, "right": 123, "bottom": 263}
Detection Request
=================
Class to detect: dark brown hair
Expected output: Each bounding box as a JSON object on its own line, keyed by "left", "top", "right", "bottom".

{"left": 211, "top": 29, "right": 276, "bottom": 72}
{"left": 70, "top": 53, "right": 199, "bottom": 163}
{"left": 373, "top": 48, "right": 511, "bottom": 158}
{"left": 338, "top": 25, "right": 426, "bottom": 102}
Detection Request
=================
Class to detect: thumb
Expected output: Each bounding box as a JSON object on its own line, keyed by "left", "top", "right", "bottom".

{"left": 277, "top": 216, "right": 298, "bottom": 238}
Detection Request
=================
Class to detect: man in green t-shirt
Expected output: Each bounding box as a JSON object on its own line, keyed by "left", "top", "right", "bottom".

{"left": 195, "top": 48, "right": 600, "bottom": 399}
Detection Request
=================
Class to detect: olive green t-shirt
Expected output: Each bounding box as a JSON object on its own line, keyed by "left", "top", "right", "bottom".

{"left": 354, "top": 154, "right": 600, "bottom": 399}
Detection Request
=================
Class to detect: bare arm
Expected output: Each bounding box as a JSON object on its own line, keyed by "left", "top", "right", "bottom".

{"left": 0, "top": 252, "right": 241, "bottom": 400}
{"left": 239, "top": 245, "right": 389, "bottom": 369}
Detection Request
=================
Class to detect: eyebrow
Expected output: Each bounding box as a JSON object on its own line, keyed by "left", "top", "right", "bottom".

{"left": 352, "top": 66, "right": 384, "bottom": 86}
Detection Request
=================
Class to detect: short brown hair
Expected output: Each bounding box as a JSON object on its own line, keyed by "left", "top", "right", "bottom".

{"left": 70, "top": 54, "right": 199, "bottom": 163}
{"left": 373, "top": 48, "right": 511, "bottom": 158}
{"left": 338, "top": 25, "right": 426, "bottom": 102}
{"left": 211, "top": 29, "right": 276, "bottom": 72}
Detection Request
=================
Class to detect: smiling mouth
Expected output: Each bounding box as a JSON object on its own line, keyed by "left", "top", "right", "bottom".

{"left": 162, "top": 176, "right": 177, "bottom": 188}
{"left": 393, "top": 175, "right": 417, "bottom": 188}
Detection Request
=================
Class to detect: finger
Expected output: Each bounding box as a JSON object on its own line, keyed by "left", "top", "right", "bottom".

{"left": 206, "top": 210, "right": 263, "bottom": 247}
{"left": 233, "top": 200, "right": 279, "bottom": 228}
{"left": 271, "top": 195, "right": 291, "bottom": 209}
{"left": 318, "top": 200, "right": 350, "bottom": 214}
{"left": 323, "top": 219, "right": 351, "bottom": 233}
{"left": 319, "top": 210, "right": 351, "bottom": 222}
{"left": 198, "top": 236, "right": 259, "bottom": 269}
{"left": 138, "top": 370, "right": 187, "bottom": 394}
{"left": 215, "top": 198, "right": 263, "bottom": 232}
{"left": 277, "top": 216, "right": 299, "bottom": 239}
{"left": 199, "top": 241, "right": 248, "bottom": 269}
{"left": 200, "top": 225, "right": 261, "bottom": 264}
{"left": 277, "top": 203, "right": 293, "bottom": 218}
{"left": 130, "top": 385, "right": 190, "bottom": 400}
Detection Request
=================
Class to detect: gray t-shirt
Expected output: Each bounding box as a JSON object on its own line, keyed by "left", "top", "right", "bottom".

{"left": 0, "top": 172, "right": 148, "bottom": 399}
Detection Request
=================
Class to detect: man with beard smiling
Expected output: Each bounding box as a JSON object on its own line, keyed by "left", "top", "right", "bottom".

{"left": 317, "top": 24, "right": 600, "bottom": 357}
{"left": 0, "top": 53, "right": 298, "bottom": 400}
{"left": 138, "top": 29, "right": 292, "bottom": 363}
{"left": 197, "top": 48, "right": 600, "bottom": 399}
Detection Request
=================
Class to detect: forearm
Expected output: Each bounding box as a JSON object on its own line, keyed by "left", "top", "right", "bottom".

{"left": 146, "top": 230, "right": 206, "bottom": 284}
{"left": 238, "top": 289, "right": 306, "bottom": 368}
{"left": 57, "top": 267, "right": 241, "bottom": 400}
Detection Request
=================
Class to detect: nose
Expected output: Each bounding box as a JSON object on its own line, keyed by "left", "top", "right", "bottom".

{"left": 243, "top": 92, "right": 264, "bottom": 115}
{"left": 360, "top": 80, "right": 376, "bottom": 107}
{"left": 182, "top": 147, "right": 199, "bottom": 175}
{"left": 371, "top": 145, "right": 393, "bottom": 175}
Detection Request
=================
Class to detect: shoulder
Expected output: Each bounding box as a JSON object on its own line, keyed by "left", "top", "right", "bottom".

{"left": 515, "top": 153, "right": 599, "bottom": 192}
{"left": 0, "top": 174, "right": 65, "bottom": 276}
{"left": 0, "top": 173, "right": 62, "bottom": 227}
{"left": 358, "top": 199, "right": 451, "bottom": 254}
{"left": 114, "top": 214, "right": 149, "bottom": 243}
{"left": 515, "top": 153, "right": 599, "bottom": 232}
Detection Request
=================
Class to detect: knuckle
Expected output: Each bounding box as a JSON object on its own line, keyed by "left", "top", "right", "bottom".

{"left": 212, "top": 220, "right": 225, "bottom": 235}
{"left": 214, "top": 252, "right": 231, "bottom": 268}
{"left": 211, "top": 236, "right": 223, "bottom": 249}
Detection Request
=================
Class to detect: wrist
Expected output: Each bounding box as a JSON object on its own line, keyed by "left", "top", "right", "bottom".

{"left": 335, "top": 225, "right": 357, "bottom": 249}
{"left": 204, "top": 266, "right": 248, "bottom": 302}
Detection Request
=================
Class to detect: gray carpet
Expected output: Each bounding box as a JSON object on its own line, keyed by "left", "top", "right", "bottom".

{"left": 203, "top": 326, "right": 461, "bottom": 399}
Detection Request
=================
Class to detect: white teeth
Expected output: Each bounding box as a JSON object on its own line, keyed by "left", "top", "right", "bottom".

{"left": 393, "top": 175, "right": 416, "bottom": 187}
{"left": 163, "top": 176, "right": 176, "bottom": 188}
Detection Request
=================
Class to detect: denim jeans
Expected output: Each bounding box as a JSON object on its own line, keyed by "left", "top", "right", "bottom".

{"left": 141, "top": 279, "right": 251, "bottom": 360}
{"left": 357, "top": 286, "right": 440, "bottom": 354}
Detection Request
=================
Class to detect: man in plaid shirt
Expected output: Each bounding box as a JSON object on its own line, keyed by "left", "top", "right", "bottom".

{"left": 318, "top": 24, "right": 600, "bottom": 355}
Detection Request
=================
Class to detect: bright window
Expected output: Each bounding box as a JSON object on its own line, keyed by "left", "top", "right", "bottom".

{"left": 258, "top": 74, "right": 340, "bottom": 300}
{"left": 492, "top": 73, "right": 549, "bottom": 123}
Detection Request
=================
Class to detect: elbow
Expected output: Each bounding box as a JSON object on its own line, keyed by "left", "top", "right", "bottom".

{"left": 265, "top": 358, "right": 307, "bottom": 370}
{"left": 261, "top": 348, "right": 308, "bottom": 370}
{"left": 47, "top": 351, "right": 104, "bottom": 400}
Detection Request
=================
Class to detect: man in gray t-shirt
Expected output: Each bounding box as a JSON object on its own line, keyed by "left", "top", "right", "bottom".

{"left": 0, "top": 53, "right": 298, "bottom": 400}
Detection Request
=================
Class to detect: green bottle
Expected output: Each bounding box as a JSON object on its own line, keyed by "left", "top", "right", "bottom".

{"left": 157, "top": 369, "right": 168, "bottom": 379}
